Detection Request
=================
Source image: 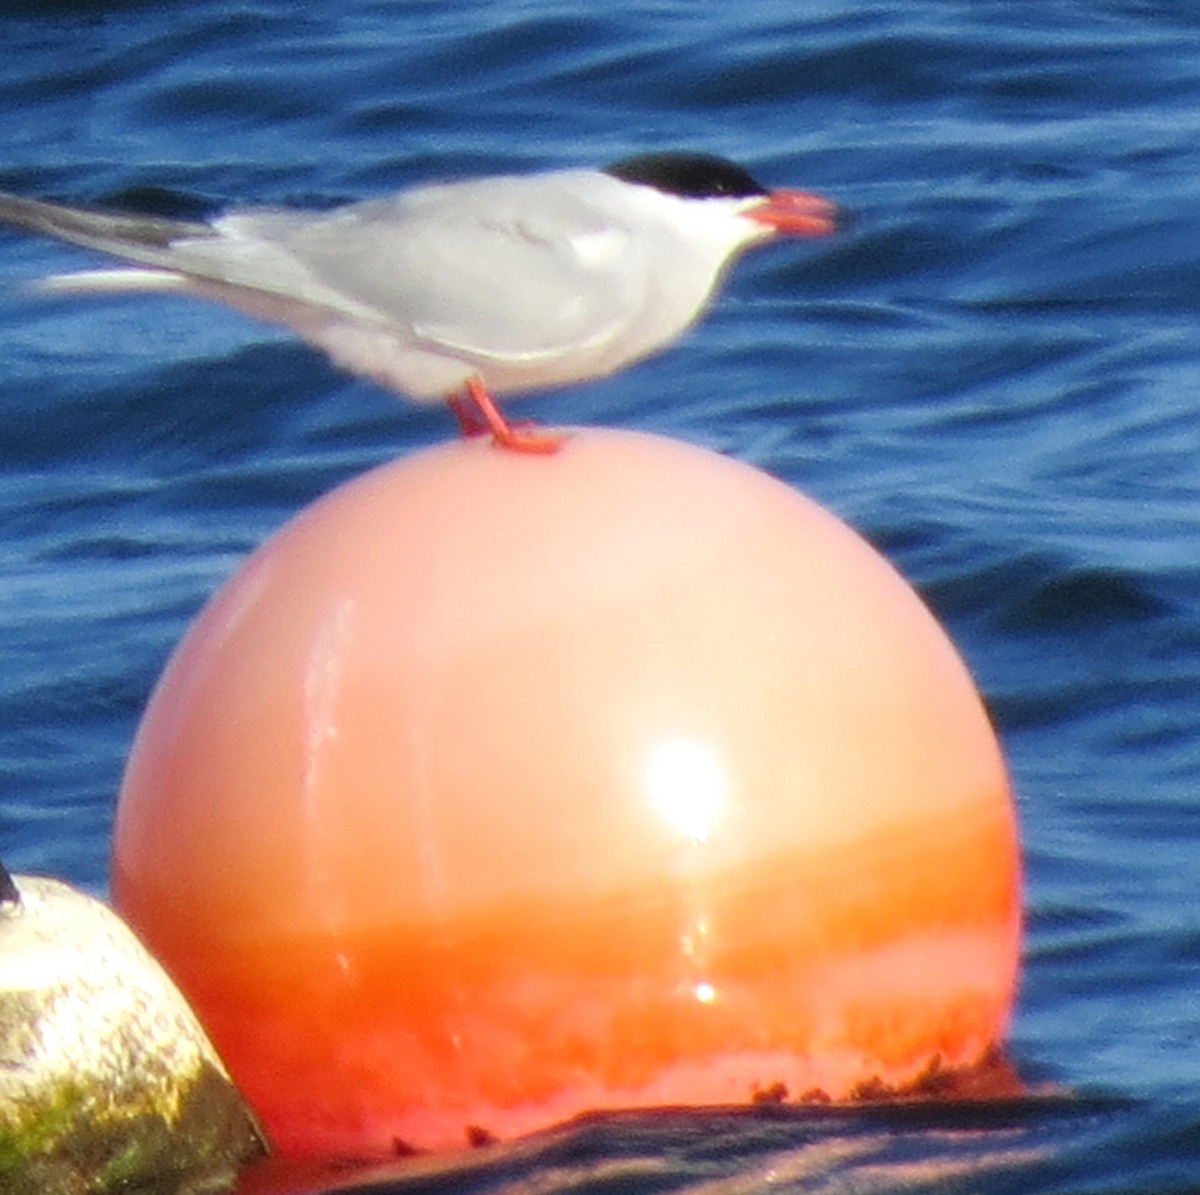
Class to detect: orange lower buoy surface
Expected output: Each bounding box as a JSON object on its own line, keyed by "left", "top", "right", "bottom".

{"left": 111, "top": 428, "right": 1021, "bottom": 1158}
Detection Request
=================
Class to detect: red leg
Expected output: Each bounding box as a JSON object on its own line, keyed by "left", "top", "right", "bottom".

{"left": 448, "top": 377, "right": 565, "bottom": 454}
{"left": 447, "top": 391, "right": 488, "bottom": 438}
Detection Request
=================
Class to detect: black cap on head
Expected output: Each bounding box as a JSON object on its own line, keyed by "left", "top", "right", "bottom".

{"left": 604, "top": 151, "right": 769, "bottom": 200}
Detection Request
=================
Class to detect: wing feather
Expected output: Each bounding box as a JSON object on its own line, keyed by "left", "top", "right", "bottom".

{"left": 221, "top": 173, "right": 645, "bottom": 362}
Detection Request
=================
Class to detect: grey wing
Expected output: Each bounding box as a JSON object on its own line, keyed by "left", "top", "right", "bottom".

{"left": 0, "top": 189, "right": 212, "bottom": 261}
{"left": 220, "top": 177, "right": 647, "bottom": 363}
{"left": 0, "top": 190, "right": 389, "bottom": 325}
{"left": 0, "top": 176, "right": 649, "bottom": 389}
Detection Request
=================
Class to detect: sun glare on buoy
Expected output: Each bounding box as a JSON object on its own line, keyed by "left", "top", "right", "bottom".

{"left": 643, "top": 739, "right": 728, "bottom": 845}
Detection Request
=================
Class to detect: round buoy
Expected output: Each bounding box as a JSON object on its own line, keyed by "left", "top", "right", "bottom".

{"left": 111, "top": 429, "right": 1021, "bottom": 1157}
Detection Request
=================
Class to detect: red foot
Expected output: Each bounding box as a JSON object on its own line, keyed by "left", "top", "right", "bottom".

{"left": 447, "top": 378, "right": 565, "bottom": 454}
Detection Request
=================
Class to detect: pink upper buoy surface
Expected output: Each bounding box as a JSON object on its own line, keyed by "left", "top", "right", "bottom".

{"left": 111, "top": 428, "right": 1021, "bottom": 1158}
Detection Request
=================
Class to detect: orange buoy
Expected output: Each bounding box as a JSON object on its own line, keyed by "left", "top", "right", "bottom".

{"left": 111, "top": 428, "right": 1021, "bottom": 1158}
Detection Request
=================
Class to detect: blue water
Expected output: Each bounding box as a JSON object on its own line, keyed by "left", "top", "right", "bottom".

{"left": 2, "top": 0, "right": 1199, "bottom": 1191}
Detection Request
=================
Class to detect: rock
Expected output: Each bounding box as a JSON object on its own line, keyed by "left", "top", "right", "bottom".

{"left": 0, "top": 864, "right": 266, "bottom": 1194}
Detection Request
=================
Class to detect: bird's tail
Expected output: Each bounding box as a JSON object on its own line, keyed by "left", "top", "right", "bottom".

{"left": 0, "top": 190, "right": 214, "bottom": 269}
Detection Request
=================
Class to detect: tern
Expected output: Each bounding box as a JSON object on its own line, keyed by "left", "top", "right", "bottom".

{"left": 0, "top": 151, "right": 838, "bottom": 452}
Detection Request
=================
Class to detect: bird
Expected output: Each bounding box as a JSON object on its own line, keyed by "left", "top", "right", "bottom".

{"left": 0, "top": 151, "right": 838, "bottom": 453}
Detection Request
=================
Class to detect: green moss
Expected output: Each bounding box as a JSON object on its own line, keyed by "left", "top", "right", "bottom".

{"left": 0, "top": 1062, "right": 264, "bottom": 1195}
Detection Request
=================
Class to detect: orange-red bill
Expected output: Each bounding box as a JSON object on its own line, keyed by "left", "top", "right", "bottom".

{"left": 748, "top": 188, "right": 841, "bottom": 237}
